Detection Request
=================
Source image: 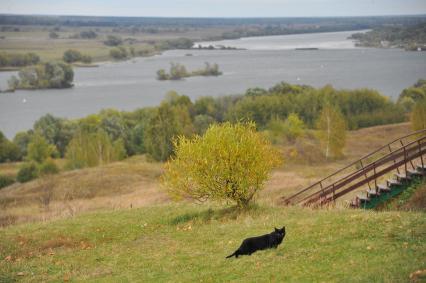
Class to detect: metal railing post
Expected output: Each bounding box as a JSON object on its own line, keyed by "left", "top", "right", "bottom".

{"left": 332, "top": 183, "right": 336, "bottom": 204}
{"left": 360, "top": 160, "right": 372, "bottom": 190}
{"left": 403, "top": 146, "right": 407, "bottom": 174}
{"left": 390, "top": 144, "right": 400, "bottom": 174}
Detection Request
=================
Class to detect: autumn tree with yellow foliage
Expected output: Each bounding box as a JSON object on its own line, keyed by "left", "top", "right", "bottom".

{"left": 162, "top": 122, "right": 282, "bottom": 208}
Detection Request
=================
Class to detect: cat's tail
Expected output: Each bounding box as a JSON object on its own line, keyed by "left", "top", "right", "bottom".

{"left": 226, "top": 251, "right": 236, "bottom": 258}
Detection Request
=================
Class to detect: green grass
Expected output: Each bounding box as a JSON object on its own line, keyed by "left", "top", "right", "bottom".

{"left": 1, "top": 204, "right": 425, "bottom": 282}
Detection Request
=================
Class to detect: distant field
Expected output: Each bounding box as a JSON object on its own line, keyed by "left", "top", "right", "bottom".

{"left": 0, "top": 26, "right": 227, "bottom": 62}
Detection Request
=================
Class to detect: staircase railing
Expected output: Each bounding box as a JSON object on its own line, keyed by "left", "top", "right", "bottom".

{"left": 282, "top": 129, "right": 426, "bottom": 206}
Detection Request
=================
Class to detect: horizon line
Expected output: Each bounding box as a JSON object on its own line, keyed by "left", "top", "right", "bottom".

{"left": 1, "top": 12, "right": 426, "bottom": 19}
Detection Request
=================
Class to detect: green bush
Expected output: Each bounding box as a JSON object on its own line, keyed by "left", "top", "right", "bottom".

{"left": 80, "top": 55, "right": 92, "bottom": 64}
{"left": 104, "top": 35, "right": 123, "bottom": 46}
{"left": 0, "top": 175, "right": 15, "bottom": 189}
{"left": 27, "top": 134, "right": 57, "bottom": 163}
{"left": 16, "top": 162, "right": 39, "bottom": 183}
{"left": 63, "top": 49, "right": 92, "bottom": 64}
{"left": 49, "top": 31, "right": 59, "bottom": 39}
{"left": 0, "top": 52, "right": 40, "bottom": 68}
{"left": 63, "top": 49, "right": 82, "bottom": 63}
{"left": 79, "top": 30, "right": 97, "bottom": 39}
{"left": 0, "top": 131, "right": 22, "bottom": 163}
{"left": 39, "top": 158, "right": 59, "bottom": 176}
{"left": 109, "top": 46, "right": 128, "bottom": 60}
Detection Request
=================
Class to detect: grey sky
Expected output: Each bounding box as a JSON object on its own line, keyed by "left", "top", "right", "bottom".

{"left": 1, "top": 0, "right": 426, "bottom": 17}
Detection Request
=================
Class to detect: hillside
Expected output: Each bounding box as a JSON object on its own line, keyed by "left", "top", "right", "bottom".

{"left": 1, "top": 122, "right": 425, "bottom": 281}
{"left": 1, "top": 205, "right": 425, "bottom": 282}
{"left": 0, "top": 122, "right": 413, "bottom": 227}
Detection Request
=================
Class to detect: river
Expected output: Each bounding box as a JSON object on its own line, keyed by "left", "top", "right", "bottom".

{"left": 0, "top": 30, "right": 425, "bottom": 138}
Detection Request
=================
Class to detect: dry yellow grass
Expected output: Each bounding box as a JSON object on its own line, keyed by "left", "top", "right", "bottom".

{"left": 0, "top": 155, "right": 168, "bottom": 226}
{"left": 0, "top": 122, "right": 413, "bottom": 227}
{"left": 0, "top": 162, "right": 21, "bottom": 177}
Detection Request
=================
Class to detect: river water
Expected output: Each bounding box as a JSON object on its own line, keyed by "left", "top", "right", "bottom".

{"left": 0, "top": 30, "right": 425, "bottom": 138}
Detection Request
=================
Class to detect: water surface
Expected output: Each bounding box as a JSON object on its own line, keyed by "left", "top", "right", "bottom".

{"left": 194, "top": 30, "right": 366, "bottom": 50}
{"left": 0, "top": 30, "right": 425, "bottom": 138}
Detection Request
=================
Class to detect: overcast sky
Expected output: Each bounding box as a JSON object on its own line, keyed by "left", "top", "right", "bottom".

{"left": 1, "top": 0, "right": 426, "bottom": 17}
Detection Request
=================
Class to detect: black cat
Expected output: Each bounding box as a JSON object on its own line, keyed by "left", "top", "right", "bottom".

{"left": 226, "top": 226, "right": 286, "bottom": 258}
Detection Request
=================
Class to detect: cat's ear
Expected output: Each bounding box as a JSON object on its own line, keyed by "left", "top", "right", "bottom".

{"left": 274, "top": 227, "right": 279, "bottom": 232}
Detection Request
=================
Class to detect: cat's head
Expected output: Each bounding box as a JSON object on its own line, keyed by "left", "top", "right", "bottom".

{"left": 274, "top": 226, "right": 285, "bottom": 236}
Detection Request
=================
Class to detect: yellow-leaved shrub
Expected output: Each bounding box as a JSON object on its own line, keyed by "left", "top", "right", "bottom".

{"left": 162, "top": 122, "right": 282, "bottom": 208}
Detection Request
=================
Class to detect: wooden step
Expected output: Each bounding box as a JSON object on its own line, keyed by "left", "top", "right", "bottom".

{"left": 367, "top": 189, "right": 379, "bottom": 197}
{"left": 357, "top": 194, "right": 370, "bottom": 202}
{"left": 394, "top": 173, "right": 411, "bottom": 182}
{"left": 407, "top": 168, "right": 424, "bottom": 177}
{"left": 377, "top": 184, "right": 391, "bottom": 193}
{"left": 416, "top": 164, "right": 426, "bottom": 172}
{"left": 387, "top": 179, "right": 401, "bottom": 187}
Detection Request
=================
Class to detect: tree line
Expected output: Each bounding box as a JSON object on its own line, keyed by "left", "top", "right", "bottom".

{"left": 350, "top": 22, "right": 426, "bottom": 50}
{"left": 157, "top": 62, "right": 222, "bottom": 80}
{"left": 1, "top": 14, "right": 425, "bottom": 30}
{"left": 0, "top": 80, "right": 425, "bottom": 186}
{"left": 0, "top": 52, "right": 40, "bottom": 68}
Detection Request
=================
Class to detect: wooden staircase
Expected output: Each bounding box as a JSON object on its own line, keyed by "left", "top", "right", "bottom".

{"left": 351, "top": 164, "right": 426, "bottom": 209}
{"left": 282, "top": 129, "right": 426, "bottom": 208}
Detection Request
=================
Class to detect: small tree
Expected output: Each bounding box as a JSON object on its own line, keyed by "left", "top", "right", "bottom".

{"left": 34, "top": 114, "right": 75, "bottom": 157}
{"left": 109, "top": 46, "right": 128, "bottom": 60}
{"left": 162, "top": 122, "right": 282, "bottom": 208}
{"left": 26, "top": 134, "right": 56, "bottom": 163}
{"left": 104, "top": 35, "right": 123, "bottom": 46}
{"left": 49, "top": 31, "right": 59, "bottom": 39}
{"left": 316, "top": 104, "right": 347, "bottom": 160}
{"left": 63, "top": 49, "right": 82, "bottom": 63}
{"left": 411, "top": 99, "right": 426, "bottom": 131}
{"left": 0, "top": 131, "right": 22, "bottom": 163}
{"left": 144, "top": 101, "right": 192, "bottom": 161}
{"left": 283, "top": 113, "right": 305, "bottom": 142}
{"left": 156, "top": 69, "right": 169, "bottom": 80}
{"left": 65, "top": 129, "right": 126, "bottom": 169}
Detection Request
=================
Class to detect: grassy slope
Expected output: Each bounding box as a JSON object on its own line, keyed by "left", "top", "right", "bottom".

{"left": 0, "top": 156, "right": 166, "bottom": 226}
{"left": 0, "top": 123, "right": 412, "bottom": 226}
{"left": 383, "top": 180, "right": 426, "bottom": 212}
{"left": 403, "top": 182, "right": 426, "bottom": 211}
{"left": 1, "top": 122, "right": 425, "bottom": 281}
{"left": 1, "top": 205, "right": 425, "bottom": 282}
